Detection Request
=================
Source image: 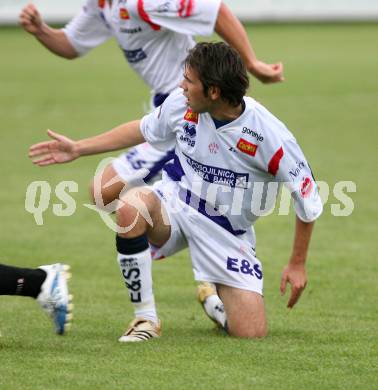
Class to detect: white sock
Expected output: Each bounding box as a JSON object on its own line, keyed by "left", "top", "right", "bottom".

{"left": 204, "top": 294, "right": 227, "bottom": 328}
{"left": 117, "top": 248, "right": 158, "bottom": 324}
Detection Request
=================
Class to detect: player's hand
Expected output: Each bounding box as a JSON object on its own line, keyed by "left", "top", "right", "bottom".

{"left": 19, "top": 3, "right": 44, "bottom": 35}
{"left": 249, "top": 60, "right": 284, "bottom": 84}
{"left": 29, "top": 129, "right": 79, "bottom": 166}
{"left": 280, "top": 262, "right": 307, "bottom": 308}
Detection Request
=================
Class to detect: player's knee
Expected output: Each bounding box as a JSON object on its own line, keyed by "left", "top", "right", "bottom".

{"left": 225, "top": 311, "right": 268, "bottom": 338}
{"left": 116, "top": 188, "right": 149, "bottom": 231}
{"left": 227, "top": 322, "right": 267, "bottom": 339}
{"left": 116, "top": 200, "right": 133, "bottom": 224}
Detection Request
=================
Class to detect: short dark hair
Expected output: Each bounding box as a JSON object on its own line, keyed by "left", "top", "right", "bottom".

{"left": 185, "top": 42, "right": 249, "bottom": 107}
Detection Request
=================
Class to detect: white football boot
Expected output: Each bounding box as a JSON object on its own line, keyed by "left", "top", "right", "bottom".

{"left": 37, "top": 263, "right": 73, "bottom": 335}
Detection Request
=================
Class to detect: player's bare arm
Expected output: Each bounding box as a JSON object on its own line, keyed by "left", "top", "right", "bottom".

{"left": 29, "top": 120, "right": 144, "bottom": 166}
{"left": 215, "top": 2, "right": 284, "bottom": 84}
{"left": 280, "top": 217, "right": 315, "bottom": 308}
{"left": 19, "top": 3, "right": 78, "bottom": 59}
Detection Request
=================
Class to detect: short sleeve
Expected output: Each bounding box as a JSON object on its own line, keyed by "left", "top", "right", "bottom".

{"left": 272, "top": 139, "right": 323, "bottom": 223}
{"left": 140, "top": 91, "right": 179, "bottom": 151}
{"left": 63, "top": 0, "right": 112, "bottom": 56}
{"left": 133, "top": 0, "right": 221, "bottom": 36}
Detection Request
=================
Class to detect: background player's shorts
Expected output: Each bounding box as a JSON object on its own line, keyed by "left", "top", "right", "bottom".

{"left": 112, "top": 143, "right": 174, "bottom": 187}
{"left": 150, "top": 179, "right": 264, "bottom": 295}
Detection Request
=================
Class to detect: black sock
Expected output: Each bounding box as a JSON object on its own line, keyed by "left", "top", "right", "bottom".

{"left": 116, "top": 234, "right": 149, "bottom": 255}
{"left": 0, "top": 264, "right": 47, "bottom": 298}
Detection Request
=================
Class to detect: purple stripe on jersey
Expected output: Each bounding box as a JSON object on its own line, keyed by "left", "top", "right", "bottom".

{"left": 179, "top": 188, "right": 247, "bottom": 236}
{"left": 163, "top": 154, "right": 246, "bottom": 236}
{"left": 143, "top": 149, "right": 175, "bottom": 183}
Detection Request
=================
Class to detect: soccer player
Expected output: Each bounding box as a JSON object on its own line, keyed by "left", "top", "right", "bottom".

{"left": 20, "top": 0, "right": 284, "bottom": 337}
{"left": 29, "top": 42, "right": 322, "bottom": 340}
{"left": 19, "top": 0, "right": 284, "bottom": 207}
{"left": 0, "top": 262, "right": 73, "bottom": 335}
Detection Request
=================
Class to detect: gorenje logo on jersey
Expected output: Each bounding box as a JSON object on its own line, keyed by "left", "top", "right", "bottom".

{"left": 120, "top": 27, "right": 142, "bottom": 34}
{"left": 242, "top": 127, "right": 264, "bottom": 142}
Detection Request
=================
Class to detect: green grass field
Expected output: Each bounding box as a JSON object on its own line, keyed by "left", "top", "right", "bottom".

{"left": 0, "top": 23, "right": 377, "bottom": 389}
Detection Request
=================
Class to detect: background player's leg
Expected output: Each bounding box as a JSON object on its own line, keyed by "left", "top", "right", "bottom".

{"left": 0, "top": 263, "right": 46, "bottom": 297}
{"left": 0, "top": 263, "right": 73, "bottom": 334}
{"left": 217, "top": 284, "right": 267, "bottom": 338}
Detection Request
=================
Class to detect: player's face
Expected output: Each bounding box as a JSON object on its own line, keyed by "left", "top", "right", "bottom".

{"left": 180, "top": 66, "right": 211, "bottom": 113}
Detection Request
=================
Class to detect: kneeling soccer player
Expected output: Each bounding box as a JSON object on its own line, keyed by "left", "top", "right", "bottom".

{"left": 30, "top": 42, "right": 322, "bottom": 340}
{"left": 0, "top": 263, "right": 73, "bottom": 335}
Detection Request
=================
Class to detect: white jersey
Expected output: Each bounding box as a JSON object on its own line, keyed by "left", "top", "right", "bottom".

{"left": 141, "top": 89, "right": 323, "bottom": 235}
{"left": 63, "top": 0, "right": 221, "bottom": 94}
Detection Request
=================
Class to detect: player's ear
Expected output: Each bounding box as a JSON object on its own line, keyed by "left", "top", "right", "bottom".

{"left": 208, "top": 85, "right": 221, "bottom": 101}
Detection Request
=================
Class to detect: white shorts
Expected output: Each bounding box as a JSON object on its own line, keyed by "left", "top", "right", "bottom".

{"left": 150, "top": 179, "right": 263, "bottom": 295}
{"left": 112, "top": 143, "right": 175, "bottom": 187}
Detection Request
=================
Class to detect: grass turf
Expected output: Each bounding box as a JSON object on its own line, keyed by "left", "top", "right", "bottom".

{"left": 0, "top": 23, "right": 377, "bottom": 388}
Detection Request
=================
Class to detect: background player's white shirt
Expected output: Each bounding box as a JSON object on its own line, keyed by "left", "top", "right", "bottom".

{"left": 63, "top": 0, "right": 221, "bottom": 94}
{"left": 141, "top": 89, "right": 323, "bottom": 234}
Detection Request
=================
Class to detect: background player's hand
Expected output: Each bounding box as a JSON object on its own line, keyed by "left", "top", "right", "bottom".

{"left": 29, "top": 130, "right": 79, "bottom": 166}
{"left": 19, "top": 3, "right": 44, "bottom": 35}
{"left": 248, "top": 60, "right": 284, "bottom": 84}
{"left": 280, "top": 262, "right": 307, "bottom": 308}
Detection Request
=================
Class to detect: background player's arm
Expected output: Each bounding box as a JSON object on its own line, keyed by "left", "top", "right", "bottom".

{"left": 29, "top": 120, "right": 144, "bottom": 166}
{"left": 19, "top": 3, "right": 78, "bottom": 59}
{"left": 280, "top": 217, "right": 314, "bottom": 308}
{"left": 214, "top": 3, "right": 284, "bottom": 83}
